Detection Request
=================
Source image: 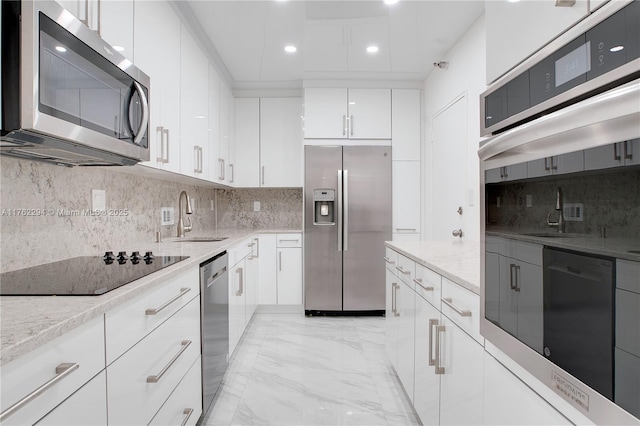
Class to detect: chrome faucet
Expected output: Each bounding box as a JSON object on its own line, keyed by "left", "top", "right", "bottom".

{"left": 177, "top": 191, "right": 193, "bottom": 237}
{"left": 546, "top": 187, "right": 565, "bottom": 233}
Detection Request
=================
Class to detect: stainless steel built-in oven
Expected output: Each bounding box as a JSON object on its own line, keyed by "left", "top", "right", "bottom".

{"left": 1, "top": 0, "right": 150, "bottom": 166}
{"left": 480, "top": 1, "right": 639, "bottom": 425}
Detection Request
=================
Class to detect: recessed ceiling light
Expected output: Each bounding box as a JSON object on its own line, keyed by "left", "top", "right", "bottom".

{"left": 284, "top": 45, "right": 297, "bottom": 53}
{"left": 195, "top": 115, "right": 206, "bottom": 119}
{"left": 610, "top": 45, "right": 624, "bottom": 52}
{"left": 384, "top": 0, "right": 399, "bottom": 4}
{"left": 113, "top": 46, "right": 125, "bottom": 52}
{"left": 366, "top": 45, "right": 379, "bottom": 54}
{"left": 55, "top": 46, "right": 67, "bottom": 53}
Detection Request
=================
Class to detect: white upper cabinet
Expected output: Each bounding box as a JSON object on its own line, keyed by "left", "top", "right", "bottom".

{"left": 485, "top": 0, "right": 589, "bottom": 84}
{"left": 180, "top": 26, "right": 209, "bottom": 179}
{"left": 304, "top": 88, "right": 391, "bottom": 139}
{"left": 391, "top": 89, "right": 421, "bottom": 161}
{"left": 260, "top": 98, "right": 303, "bottom": 188}
{"left": 134, "top": 0, "right": 181, "bottom": 173}
{"left": 218, "top": 82, "right": 232, "bottom": 184}
{"left": 56, "top": 0, "right": 134, "bottom": 60}
{"left": 233, "top": 98, "right": 261, "bottom": 188}
{"left": 208, "top": 65, "right": 221, "bottom": 184}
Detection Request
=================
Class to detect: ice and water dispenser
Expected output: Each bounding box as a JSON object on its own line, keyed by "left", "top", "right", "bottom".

{"left": 313, "top": 189, "right": 335, "bottom": 225}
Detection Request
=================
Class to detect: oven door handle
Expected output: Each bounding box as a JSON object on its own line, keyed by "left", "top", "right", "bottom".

{"left": 130, "top": 81, "right": 149, "bottom": 146}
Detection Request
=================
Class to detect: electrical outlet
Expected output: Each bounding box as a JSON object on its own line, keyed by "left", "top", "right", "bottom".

{"left": 526, "top": 194, "right": 532, "bottom": 208}
{"left": 91, "top": 189, "right": 106, "bottom": 211}
{"left": 496, "top": 196, "right": 501, "bottom": 208}
{"left": 210, "top": 200, "right": 215, "bottom": 211}
{"left": 563, "top": 203, "right": 584, "bottom": 222}
{"left": 254, "top": 201, "right": 261, "bottom": 212}
{"left": 161, "top": 207, "right": 175, "bottom": 226}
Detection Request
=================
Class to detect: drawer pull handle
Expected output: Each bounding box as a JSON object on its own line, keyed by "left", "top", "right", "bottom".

{"left": 181, "top": 408, "right": 194, "bottom": 426}
{"left": 383, "top": 256, "right": 395, "bottom": 264}
{"left": 278, "top": 239, "right": 300, "bottom": 243}
{"left": 441, "top": 297, "right": 472, "bottom": 317}
{"left": 395, "top": 266, "right": 411, "bottom": 275}
{"left": 147, "top": 340, "right": 192, "bottom": 383}
{"left": 0, "top": 363, "right": 79, "bottom": 422}
{"left": 247, "top": 243, "right": 255, "bottom": 247}
{"left": 145, "top": 287, "right": 191, "bottom": 315}
{"left": 413, "top": 278, "right": 434, "bottom": 291}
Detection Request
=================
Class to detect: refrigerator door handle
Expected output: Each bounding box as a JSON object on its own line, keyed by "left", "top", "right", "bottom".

{"left": 337, "top": 170, "right": 343, "bottom": 252}
{"left": 343, "top": 169, "right": 349, "bottom": 251}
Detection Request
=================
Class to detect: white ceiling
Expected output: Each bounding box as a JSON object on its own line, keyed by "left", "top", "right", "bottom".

{"left": 183, "top": 1, "right": 485, "bottom": 88}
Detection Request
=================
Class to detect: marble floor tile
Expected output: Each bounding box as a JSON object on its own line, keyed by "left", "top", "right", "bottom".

{"left": 206, "top": 313, "right": 419, "bottom": 426}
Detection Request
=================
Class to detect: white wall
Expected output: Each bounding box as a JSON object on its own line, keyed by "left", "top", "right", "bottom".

{"left": 422, "top": 14, "right": 487, "bottom": 242}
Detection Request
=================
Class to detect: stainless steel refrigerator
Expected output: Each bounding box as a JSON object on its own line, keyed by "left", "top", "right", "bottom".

{"left": 304, "top": 145, "right": 391, "bottom": 314}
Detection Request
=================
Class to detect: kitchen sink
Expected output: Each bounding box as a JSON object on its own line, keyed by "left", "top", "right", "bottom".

{"left": 175, "top": 236, "right": 228, "bottom": 242}
{"left": 522, "top": 232, "right": 575, "bottom": 238}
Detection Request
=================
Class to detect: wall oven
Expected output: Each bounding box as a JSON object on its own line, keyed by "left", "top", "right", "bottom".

{"left": 1, "top": 0, "right": 150, "bottom": 166}
{"left": 480, "top": 1, "right": 639, "bottom": 425}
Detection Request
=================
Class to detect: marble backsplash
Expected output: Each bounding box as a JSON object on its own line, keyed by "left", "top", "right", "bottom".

{"left": 215, "top": 188, "right": 303, "bottom": 230}
{"left": 0, "top": 157, "right": 303, "bottom": 272}
{"left": 486, "top": 167, "right": 640, "bottom": 238}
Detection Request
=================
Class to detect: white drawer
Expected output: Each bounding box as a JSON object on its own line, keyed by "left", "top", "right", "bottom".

{"left": 276, "top": 233, "right": 302, "bottom": 248}
{"left": 229, "top": 238, "right": 253, "bottom": 267}
{"left": 35, "top": 371, "right": 107, "bottom": 426}
{"left": 618, "top": 259, "right": 640, "bottom": 294}
{"left": 105, "top": 266, "right": 199, "bottom": 364}
{"left": 414, "top": 263, "right": 442, "bottom": 308}
{"left": 384, "top": 247, "right": 398, "bottom": 272}
{"left": 485, "top": 235, "right": 502, "bottom": 254}
{"left": 1, "top": 316, "right": 105, "bottom": 426}
{"left": 441, "top": 277, "right": 483, "bottom": 345}
{"left": 515, "top": 240, "right": 542, "bottom": 267}
{"left": 107, "top": 297, "right": 201, "bottom": 426}
{"left": 395, "top": 254, "right": 415, "bottom": 288}
{"left": 149, "top": 357, "right": 202, "bottom": 426}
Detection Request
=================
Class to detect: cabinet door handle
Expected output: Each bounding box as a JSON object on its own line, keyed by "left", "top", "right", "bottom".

{"left": 199, "top": 147, "right": 203, "bottom": 173}
{"left": 194, "top": 147, "right": 199, "bottom": 173}
{"left": 441, "top": 297, "right": 472, "bottom": 317}
{"left": 181, "top": 408, "right": 194, "bottom": 426}
{"left": 391, "top": 283, "right": 398, "bottom": 315}
{"left": 156, "top": 126, "right": 165, "bottom": 163}
{"left": 509, "top": 264, "right": 517, "bottom": 290}
{"left": 428, "top": 319, "right": 438, "bottom": 366}
{"left": 236, "top": 267, "right": 243, "bottom": 296}
{"left": 145, "top": 287, "right": 191, "bottom": 315}
{"left": 279, "top": 239, "right": 299, "bottom": 243}
{"left": 0, "top": 363, "right": 79, "bottom": 422}
{"left": 551, "top": 156, "right": 558, "bottom": 171}
{"left": 222, "top": 159, "right": 226, "bottom": 180}
{"left": 514, "top": 264, "right": 521, "bottom": 292}
{"left": 342, "top": 115, "right": 347, "bottom": 136}
{"left": 164, "top": 129, "right": 170, "bottom": 163}
{"left": 229, "top": 163, "right": 234, "bottom": 183}
{"left": 435, "top": 325, "right": 446, "bottom": 374}
{"left": 262, "top": 166, "right": 265, "bottom": 186}
{"left": 394, "top": 283, "right": 400, "bottom": 317}
{"left": 414, "top": 277, "right": 434, "bottom": 291}
{"left": 254, "top": 238, "right": 259, "bottom": 258}
{"left": 218, "top": 158, "right": 224, "bottom": 180}
{"left": 350, "top": 115, "right": 354, "bottom": 136}
{"left": 383, "top": 256, "right": 395, "bottom": 264}
{"left": 624, "top": 140, "right": 633, "bottom": 160}
{"left": 395, "top": 265, "right": 410, "bottom": 275}
{"left": 395, "top": 228, "right": 417, "bottom": 232}
{"left": 544, "top": 157, "right": 550, "bottom": 171}
{"left": 147, "top": 340, "right": 192, "bottom": 383}
{"left": 614, "top": 143, "right": 622, "bottom": 161}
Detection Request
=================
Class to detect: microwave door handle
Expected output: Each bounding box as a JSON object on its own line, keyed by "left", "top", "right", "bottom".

{"left": 130, "top": 81, "right": 149, "bottom": 146}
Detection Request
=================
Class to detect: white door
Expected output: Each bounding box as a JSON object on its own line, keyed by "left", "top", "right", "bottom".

{"left": 347, "top": 89, "right": 391, "bottom": 139}
{"left": 392, "top": 160, "right": 421, "bottom": 236}
{"left": 498, "top": 255, "right": 518, "bottom": 337}
{"left": 134, "top": 0, "right": 181, "bottom": 173}
{"left": 99, "top": 0, "right": 133, "bottom": 61}
{"left": 392, "top": 89, "right": 421, "bottom": 161}
{"left": 245, "top": 253, "right": 258, "bottom": 322}
{"left": 396, "top": 281, "right": 415, "bottom": 403}
{"left": 414, "top": 295, "right": 441, "bottom": 425}
{"left": 180, "top": 27, "right": 209, "bottom": 178}
{"left": 233, "top": 98, "right": 260, "bottom": 187}
{"left": 218, "top": 83, "right": 232, "bottom": 184}
{"left": 229, "top": 260, "right": 246, "bottom": 357}
{"left": 438, "top": 316, "right": 484, "bottom": 425}
{"left": 385, "top": 268, "right": 399, "bottom": 367}
{"left": 431, "top": 96, "right": 466, "bottom": 240}
{"left": 260, "top": 98, "right": 303, "bottom": 187}
{"left": 516, "top": 261, "right": 544, "bottom": 354}
{"left": 277, "top": 248, "right": 302, "bottom": 305}
{"left": 258, "top": 234, "right": 277, "bottom": 304}
{"left": 208, "top": 65, "right": 221, "bottom": 183}
{"left": 303, "top": 88, "right": 347, "bottom": 139}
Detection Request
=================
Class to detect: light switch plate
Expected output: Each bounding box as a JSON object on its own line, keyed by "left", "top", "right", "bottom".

{"left": 526, "top": 194, "right": 532, "bottom": 207}
{"left": 254, "top": 201, "right": 261, "bottom": 212}
{"left": 91, "top": 189, "right": 106, "bottom": 211}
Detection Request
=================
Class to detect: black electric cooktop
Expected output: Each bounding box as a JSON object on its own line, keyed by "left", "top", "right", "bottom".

{"left": 0, "top": 252, "right": 189, "bottom": 296}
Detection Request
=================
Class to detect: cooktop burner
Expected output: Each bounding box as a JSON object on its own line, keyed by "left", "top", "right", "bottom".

{"left": 0, "top": 252, "right": 189, "bottom": 296}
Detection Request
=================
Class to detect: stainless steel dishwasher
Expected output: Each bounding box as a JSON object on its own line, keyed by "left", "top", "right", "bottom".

{"left": 199, "top": 251, "right": 228, "bottom": 424}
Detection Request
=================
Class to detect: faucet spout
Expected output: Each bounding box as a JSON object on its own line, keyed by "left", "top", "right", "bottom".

{"left": 547, "top": 187, "right": 565, "bottom": 233}
{"left": 177, "top": 191, "right": 193, "bottom": 237}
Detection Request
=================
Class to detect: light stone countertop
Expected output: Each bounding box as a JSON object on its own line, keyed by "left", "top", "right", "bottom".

{"left": 385, "top": 240, "right": 480, "bottom": 294}
{"left": 486, "top": 228, "right": 640, "bottom": 262}
{"left": 0, "top": 228, "right": 301, "bottom": 366}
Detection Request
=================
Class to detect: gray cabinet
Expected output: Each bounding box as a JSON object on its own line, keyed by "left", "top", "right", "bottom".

{"left": 584, "top": 140, "right": 640, "bottom": 170}
{"left": 485, "top": 163, "right": 527, "bottom": 183}
{"left": 527, "top": 151, "right": 584, "bottom": 178}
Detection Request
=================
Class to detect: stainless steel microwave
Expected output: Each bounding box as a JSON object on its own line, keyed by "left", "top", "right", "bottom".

{"left": 479, "top": 2, "right": 639, "bottom": 425}
{"left": 0, "top": 0, "right": 150, "bottom": 166}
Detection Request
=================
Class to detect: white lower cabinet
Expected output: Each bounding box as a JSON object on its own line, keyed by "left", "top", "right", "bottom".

{"left": 414, "top": 295, "right": 441, "bottom": 426}
{"left": 229, "top": 257, "right": 246, "bottom": 357}
{"left": 35, "top": 371, "right": 108, "bottom": 426}
{"left": 149, "top": 357, "right": 202, "bottom": 426}
{"left": 0, "top": 316, "right": 105, "bottom": 426}
{"left": 106, "top": 297, "right": 201, "bottom": 426}
{"left": 277, "top": 247, "right": 302, "bottom": 305}
{"left": 385, "top": 268, "right": 399, "bottom": 367}
{"left": 258, "top": 234, "right": 278, "bottom": 304}
{"left": 257, "top": 233, "right": 303, "bottom": 305}
{"left": 483, "top": 351, "right": 571, "bottom": 425}
{"left": 396, "top": 280, "right": 416, "bottom": 403}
